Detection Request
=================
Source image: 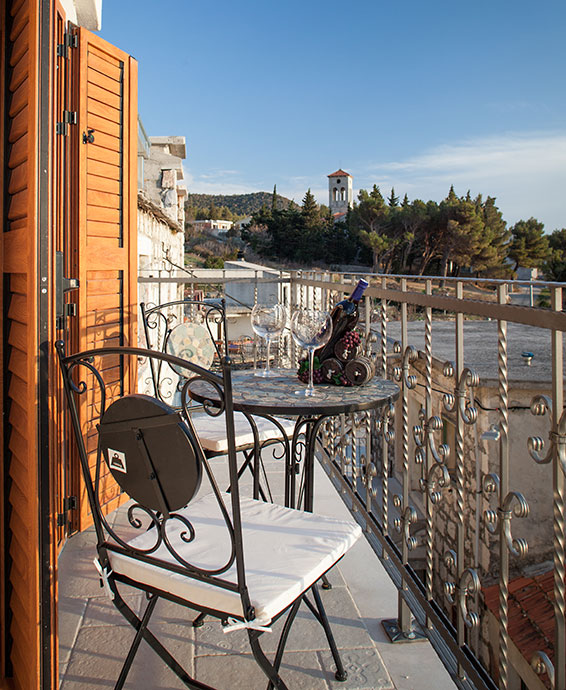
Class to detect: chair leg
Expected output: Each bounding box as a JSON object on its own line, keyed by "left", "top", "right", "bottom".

{"left": 113, "top": 591, "right": 213, "bottom": 690}
{"left": 248, "top": 629, "right": 291, "bottom": 690}
{"left": 193, "top": 611, "right": 207, "bottom": 627}
{"left": 305, "top": 584, "right": 348, "bottom": 682}
{"left": 266, "top": 598, "right": 303, "bottom": 690}
{"left": 115, "top": 593, "right": 158, "bottom": 689}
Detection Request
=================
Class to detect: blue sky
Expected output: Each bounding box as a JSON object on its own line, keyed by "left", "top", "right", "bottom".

{"left": 98, "top": 1, "right": 565, "bottom": 231}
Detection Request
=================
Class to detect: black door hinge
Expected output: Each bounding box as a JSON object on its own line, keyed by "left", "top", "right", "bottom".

{"left": 64, "top": 496, "right": 78, "bottom": 512}
{"left": 56, "top": 110, "right": 77, "bottom": 136}
{"left": 57, "top": 31, "right": 78, "bottom": 58}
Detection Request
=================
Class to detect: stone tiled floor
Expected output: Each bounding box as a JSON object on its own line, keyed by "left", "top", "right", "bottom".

{"left": 58, "top": 458, "right": 455, "bottom": 689}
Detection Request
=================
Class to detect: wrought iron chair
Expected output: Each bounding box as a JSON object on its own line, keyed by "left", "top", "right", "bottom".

{"left": 140, "top": 299, "right": 295, "bottom": 501}
{"left": 55, "top": 334, "right": 361, "bottom": 689}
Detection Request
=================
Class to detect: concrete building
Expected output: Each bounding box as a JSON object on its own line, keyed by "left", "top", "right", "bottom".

{"left": 137, "top": 123, "right": 186, "bottom": 323}
{"left": 189, "top": 218, "right": 234, "bottom": 236}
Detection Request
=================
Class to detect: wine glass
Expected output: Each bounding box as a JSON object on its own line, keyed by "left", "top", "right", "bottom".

{"left": 250, "top": 303, "right": 287, "bottom": 377}
{"left": 290, "top": 308, "right": 333, "bottom": 396}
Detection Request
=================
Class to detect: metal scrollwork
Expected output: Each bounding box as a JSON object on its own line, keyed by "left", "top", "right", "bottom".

{"left": 393, "top": 343, "right": 418, "bottom": 390}
{"left": 361, "top": 458, "right": 378, "bottom": 498}
{"left": 413, "top": 408, "right": 450, "bottom": 466}
{"left": 482, "top": 474, "right": 529, "bottom": 557}
{"left": 531, "top": 651, "right": 555, "bottom": 689}
{"left": 443, "top": 549, "right": 480, "bottom": 629}
{"left": 419, "top": 462, "right": 450, "bottom": 504}
{"left": 393, "top": 495, "right": 418, "bottom": 551}
{"left": 443, "top": 362, "right": 479, "bottom": 423}
{"left": 528, "top": 394, "right": 566, "bottom": 475}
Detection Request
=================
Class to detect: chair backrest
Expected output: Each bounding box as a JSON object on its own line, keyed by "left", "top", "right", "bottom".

{"left": 55, "top": 332, "right": 253, "bottom": 614}
{"left": 140, "top": 299, "right": 228, "bottom": 406}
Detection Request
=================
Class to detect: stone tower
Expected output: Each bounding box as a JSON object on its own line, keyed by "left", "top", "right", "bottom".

{"left": 328, "top": 169, "right": 353, "bottom": 217}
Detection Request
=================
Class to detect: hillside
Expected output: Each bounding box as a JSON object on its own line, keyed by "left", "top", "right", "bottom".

{"left": 185, "top": 191, "right": 295, "bottom": 219}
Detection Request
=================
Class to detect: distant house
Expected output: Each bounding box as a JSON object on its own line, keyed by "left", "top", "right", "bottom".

{"left": 189, "top": 218, "right": 234, "bottom": 236}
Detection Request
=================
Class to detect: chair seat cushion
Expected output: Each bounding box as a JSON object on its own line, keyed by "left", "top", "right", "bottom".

{"left": 109, "top": 493, "right": 361, "bottom": 625}
{"left": 190, "top": 411, "right": 295, "bottom": 453}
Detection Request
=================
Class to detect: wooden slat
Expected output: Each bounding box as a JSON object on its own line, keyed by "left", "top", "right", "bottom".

{"left": 86, "top": 173, "right": 120, "bottom": 194}
{"left": 9, "top": 2, "right": 28, "bottom": 41}
{"left": 85, "top": 311, "right": 122, "bottom": 329}
{"left": 86, "top": 158, "right": 120, "bottom": 181}
{"left": 8, "top": 131, "right": 28, "bottom": 168}
{"left": 86, "top": 111, "right": 121, "bottom": 139}
{"left": 10, "top": 272, "right": 27, "bottom": 294}
{"left": 87, "top": 67, "right": 121, "bottom": 96}
{"left": 85, "top": 220, "right": 120, "bottom": 238}
{"left": 87, "top": 189, "right": 120, "bottom": 209}
{"left": 84, "top": 129, "right": 120, "bottom": 155}
{"left": 9, "top": 75, "right": 28, "bottom": 117}
{"left": 87, "top": 52, "right": 122, "bottom": 82}
{"left": 86, "top": 97, "right": 121, "bottom": 125}
{"left": 7, "top": 322, "right": 27, "bottom": 353}
{"left": 87, "top": 205, "right": 120, "bottom": 224}
{"left": 7, "top": 293, "right": 27, "bottom": 322}
{"left": 9, "top": 23, "right": 29, "bottom": 67}
{"left": 8, "top": 160, "right": 27, "bottom": 194}
{"left": 89, "top": 41, "right": 123, "bottom": 68}
{"left": 8, "top": 48, "right": 28, "bottom": 92}
{"left": 86, "top": 144, "right": 120, "bottom": 167}
{"left": 4, "top": 229, "right": 28, "bottom": 273}
{"left": 87, "top": 292, "right": 122, "bottom": 311}
{"left": 87, "top": 81, "right": 121, "bottom": 110}
{"left": 8, "top": 187, "right": 27, "bottom": 220}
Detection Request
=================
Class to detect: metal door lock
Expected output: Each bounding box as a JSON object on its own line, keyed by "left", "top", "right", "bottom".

{"left": 83, "top": 128, "right": 95, "bottom": 144}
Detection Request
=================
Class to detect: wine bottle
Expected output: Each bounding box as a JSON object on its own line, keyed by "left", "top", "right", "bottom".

{"left": 315, "top": 279, "right": 369, "bottom": 362}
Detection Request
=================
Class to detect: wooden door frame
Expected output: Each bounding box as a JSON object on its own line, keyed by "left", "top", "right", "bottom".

{"left": 38, "top": 0, "right": 57, "bottom": 686}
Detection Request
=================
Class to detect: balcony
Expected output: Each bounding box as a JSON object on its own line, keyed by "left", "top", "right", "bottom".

{"left": 58, "top": 270, "right": 566, "bottom": 690}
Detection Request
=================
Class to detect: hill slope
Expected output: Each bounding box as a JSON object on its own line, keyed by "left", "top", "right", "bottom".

{"left": 186, "top": 192, "right": 295, "bottom": 218}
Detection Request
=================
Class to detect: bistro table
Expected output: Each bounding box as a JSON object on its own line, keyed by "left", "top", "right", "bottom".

{"left": 189, "top": 367, "right": 400, "bottom": 512}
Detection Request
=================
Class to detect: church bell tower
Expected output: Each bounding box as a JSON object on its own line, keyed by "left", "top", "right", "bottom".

{"left": 328, "top": 169, "right": 353, "bottom": 217}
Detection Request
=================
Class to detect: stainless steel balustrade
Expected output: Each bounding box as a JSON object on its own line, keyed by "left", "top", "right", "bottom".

{"left": 139, "top": 270, "right": 566, "bottom": 690}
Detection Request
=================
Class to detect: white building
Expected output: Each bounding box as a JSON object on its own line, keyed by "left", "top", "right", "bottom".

{"left": 328, "top": 168, "right": 353, "bottom": 220}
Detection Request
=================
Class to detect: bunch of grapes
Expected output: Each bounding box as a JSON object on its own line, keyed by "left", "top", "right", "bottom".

{"left": 340, "top": 330, "right": 361, "bottom": 351}
{"left": 297, "top": 357, "right": 324, "bottom": 384}
{"left": 338, "top": 374, "right": 353, "bottom": 387}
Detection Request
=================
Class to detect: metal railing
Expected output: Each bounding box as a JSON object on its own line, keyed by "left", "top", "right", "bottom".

{"left": 138, "top": 270, "right": 566, "bottom": 690}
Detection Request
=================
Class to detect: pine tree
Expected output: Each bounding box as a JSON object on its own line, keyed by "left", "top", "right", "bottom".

{"left": 388, "top": 187, "right": 399, "bottom": 208}
{"left": 272, "top": 184, "right": 278, "bottom": 211}
{"left": 509, "top": 218, "right": 550, "bottom": 269}
{"left": 301, "top": 189, "right": 319, "bottom": 229}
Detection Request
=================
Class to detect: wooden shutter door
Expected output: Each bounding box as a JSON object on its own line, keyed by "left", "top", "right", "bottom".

{"left": 70, "top": 29, "right": 138, "bottom": 531}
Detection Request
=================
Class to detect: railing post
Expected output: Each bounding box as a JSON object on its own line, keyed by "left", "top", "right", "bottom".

{"left": 550, "top": 285, "right": 565, "bottom": 690}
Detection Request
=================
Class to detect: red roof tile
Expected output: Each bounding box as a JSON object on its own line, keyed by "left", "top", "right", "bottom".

{"left": 328, "top": 169, "right": 351, "bottom": 178}
{"left": 483, "top": 569, "right": 560, "bottom": 689}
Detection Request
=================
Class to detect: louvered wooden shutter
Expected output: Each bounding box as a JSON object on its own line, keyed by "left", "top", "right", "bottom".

{"left": 71, "top": 29, "right": 138, "bottom": 530}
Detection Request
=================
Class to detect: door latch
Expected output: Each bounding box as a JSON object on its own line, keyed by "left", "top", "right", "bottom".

{"left": 56, "top": 251, "right": 79, "bottom": 330}
{"left": 82, "top": 129, "right": 95, "bottom": 144}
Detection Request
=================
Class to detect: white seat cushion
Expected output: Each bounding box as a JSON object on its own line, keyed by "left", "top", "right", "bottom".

{"left": 109, "top": 493, "right": 361, "bottom": 625}
{"left": 190, "top": 411, "right": 295, "bottom": 453}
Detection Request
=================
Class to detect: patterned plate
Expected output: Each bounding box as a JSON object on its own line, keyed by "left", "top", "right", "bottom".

{"left": 166, "top": 322, "right": 215, "bottom": 375}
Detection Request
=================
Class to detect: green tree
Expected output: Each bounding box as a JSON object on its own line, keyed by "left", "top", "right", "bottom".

{"left": 350, "top": 186, "right": 393, "bottom": 271}
{"left": 272, "top": 184, "right": 278, "bottom": 211}
{"left": 543, "top": 228, "right": 566, "bottom": 281}
{"left": 301, "top": 189, "right": 319, "bottom": 228}
{"left": 509, "top": 218, "right": 549, "bottom": 270}
{"left": 387, "top": 187, "right": 399, "bottom": 208}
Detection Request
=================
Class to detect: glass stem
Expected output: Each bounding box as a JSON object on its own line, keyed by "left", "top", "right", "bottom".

{"left": 265, "top": 337, "right": 271, "bottom": 375}
{"left": 308, "top": 347, "right": 315, "bottom": 394}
